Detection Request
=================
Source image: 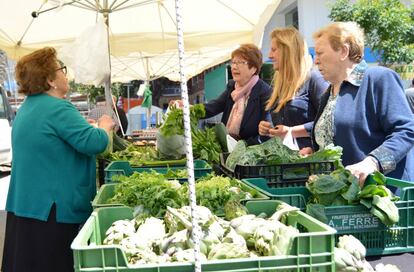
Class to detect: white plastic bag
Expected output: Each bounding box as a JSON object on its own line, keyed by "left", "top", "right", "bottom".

{"left": 156, "top": 132, "right": 186, "bottom": 159}
{"left": 226, "top": 135, "right": 238, "bottom": 153}
{"left": 282, "top": 127, "right": 299, "bottom": 150}
{"left": 58, "top": 17, "right": 110, "bottom": 87}
{"left": 156, "top": 102, "right": 186, "bottom": 159}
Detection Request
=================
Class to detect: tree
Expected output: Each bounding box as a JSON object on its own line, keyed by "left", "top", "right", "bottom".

{"left": 69, "top": 81, "right": 123, "bottom": 103}
{"left": 329, "top": 0, "right": 414, "bottom": 65}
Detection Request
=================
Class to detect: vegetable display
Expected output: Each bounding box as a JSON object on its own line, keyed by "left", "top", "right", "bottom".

{"left": 306, "top": 170, "right": 400, "bottom": 226}
{"left": 101, "top": 134, "right": 188, "bottom": 166}
{"left": 225, "top": 137, "right": 343, "bottom": 171}
{"left": 108, "top": 173, "right": 263, "bottom": 219}
{"left": 109, "top": 171, "right": 186, "bottom": 217}
{"left": 102, "top": 203, "right": 300, "bottom": 265}
{"left": 334, "top": 235, "right": 400, "bottom": 272}
{"left": 106, "top": 145, "right": 159, "bottom": 166}
{"left": 158, "top": 104, "right": 222, "bottom": 163}
{"left": 159, "top": 104, "right": 206, "bottom": 137}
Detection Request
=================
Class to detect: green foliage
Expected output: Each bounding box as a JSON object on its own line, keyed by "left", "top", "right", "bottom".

{"left": 105, "top": 145, "right": 159, "bottom": 166}
{"left": 109, "top": 173, "right": 262, "bottom": 218}
{"left": 159, "top": 104, "right": 206, "bottom": 137}
{"left": 158, "top": 104, "right": 222, "bottom": 163}
{"left": 306, "top": 170, "right": 400, "bottom": 226}
{"left": 189, "top": 175, "right": 254, "bottom": 219}
{"left": 225, "top": 138, "right": 342, "bottom": 173}
{"left": 225, "top": 137, "right": 302, "bottom": 171}
{"left": 192, "top": 127, "right": 222, "bottom": 163}
{"left": 110, "top": 171, "right": 187, "bottom": 217}
{"left": 329, "top": 0, "right": 414, "bottom": 65}
{"left": 69, "top": 81, "right": 123, "bottom": 103}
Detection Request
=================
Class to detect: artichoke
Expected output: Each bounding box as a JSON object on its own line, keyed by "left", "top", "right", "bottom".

{"left": 207, "top": 243, "right": 249, "bottom": 260}
{"left": 103, "top": 219, "right": 136, "bottom": 245}
{"left": 171, "top": 249, "right": 207, "bottom": 262}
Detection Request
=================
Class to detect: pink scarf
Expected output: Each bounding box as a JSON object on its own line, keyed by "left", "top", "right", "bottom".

{"left": 226, "top": 75, "right": 259, "bottom": 137}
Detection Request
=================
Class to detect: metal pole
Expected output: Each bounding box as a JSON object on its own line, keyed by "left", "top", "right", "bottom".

{"left": 127, "top": 84, "right": 131, "bottom": 133}
{"left": 144, "top": 58, "right": 151, "bottom": 129}
{"left": 102, "top": 1, "right": 113, "bottom": 119}
{"left": 174, "top": 0, "right": 202, "bottom": 271}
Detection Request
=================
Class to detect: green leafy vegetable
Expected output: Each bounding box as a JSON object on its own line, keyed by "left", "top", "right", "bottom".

{"left": 192, "top": 127, "right": 222, "bottom": 163}
{"left": 159, "top": 104, "right": 205, "bottom": 137}
{"left": 225, "top": 139, "right": 343, "bottom": 173}
{"left": 109, "top": 171, "right": 186, "bottom": 217}
{"left": 306, "top": 170, "right": 400, "bottom": 226}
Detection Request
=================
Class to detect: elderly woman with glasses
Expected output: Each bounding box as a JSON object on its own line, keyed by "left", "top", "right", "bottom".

{"left": 2, "top": 47, "right": 114, "bottom": 272}
{"left": 203, "top": 43, "right": 272, "bottom": 144}
{"left": 312, "top": 22, "right": 414, "bottom": 185}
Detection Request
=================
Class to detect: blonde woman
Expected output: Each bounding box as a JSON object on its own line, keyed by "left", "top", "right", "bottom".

{"left": 258, "top": 27, "right": 328, "bottom": 152}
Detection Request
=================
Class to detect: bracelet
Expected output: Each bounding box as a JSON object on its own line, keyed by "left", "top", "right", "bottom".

{"left": 367, "top": 155, "right": 380, "bottom": 172}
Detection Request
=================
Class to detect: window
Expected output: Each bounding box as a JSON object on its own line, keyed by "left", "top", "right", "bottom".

{"left": 285, "top": 7, "right": 298, "bottom": 29}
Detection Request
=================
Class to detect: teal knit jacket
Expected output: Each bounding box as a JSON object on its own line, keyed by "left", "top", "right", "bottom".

{"left": 6, "top": 93, "right": 109, "bottom": 223}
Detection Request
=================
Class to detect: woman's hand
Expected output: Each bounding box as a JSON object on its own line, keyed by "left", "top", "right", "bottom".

{"left": 258, "top": 121, "right": 272, "bottom": 136}
{"left": 299, "top": 147, "right": 313, "bottom": 156}
{"left": 345, "top": 157, "right": 379, "bottom": 186}
{"left": 169, "top": 99, "right": 184, "bottom": 108}
{"left": 268, "top": 125, "right": 289, "bottom": 138}
{"left": 87, "top": 118, "right": 98, "bottom": 128}
{"left": 98, "top": 114, "right": 115, "bottom": 133}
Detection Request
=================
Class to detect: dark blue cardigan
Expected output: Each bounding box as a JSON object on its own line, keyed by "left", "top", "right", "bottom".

{"left": 204, "top": 79, "right": 271, "bottom": 145}
{"left": 312, "top": 66, "right": 414, "bottom": 181}
{"left": 267, "top": 70, "right": 328, "bottom": 148}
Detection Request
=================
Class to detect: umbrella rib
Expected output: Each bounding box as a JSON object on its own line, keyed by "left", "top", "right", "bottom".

{"left": 152, "top": 53, "right": 177, "bottom": 76}
{"left": 159, "top": 2, "right": 177, "bottom": 28}
{"left": 113, "top": 55, "right": 146, "bottom": 79}
{"left": 0, "top": 29, "right": 17, "bottom": 45}
{"left": 157, "top": 2, "right": 166, "bottom": 52}
{"left": 16, "top": 1, "right": 48, "bottom": 46}
{"left": 68, "top": 0, "right": 102, "bottom": 11}
{"left": 216, "top": 0, "right": 254, "bottom": 26}
{"left": 108, "top": 0, "right": 121, "bottom": 10}
{"left": 112, "top": 0, "right": 155, "bottom": 12}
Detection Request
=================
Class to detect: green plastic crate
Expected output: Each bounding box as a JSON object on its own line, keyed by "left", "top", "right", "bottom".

{"left": 243, "top": 176, "right": 414, "bottom": 256}
{"left": 104, "top": 160, "right": 212, "bottom": 183}
{"left": 92, "top": 182, "right": 270, "bottom": 210}
{"left": 220, "top": 153, "right": 336, "bottom": 187}
{"left": 72, "top": 201, "right": 336, "bottom": 272}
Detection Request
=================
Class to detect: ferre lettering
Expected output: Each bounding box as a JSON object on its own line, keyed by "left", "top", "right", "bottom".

{"left": 329, "top": 214, "right": 380, "bottom": 229}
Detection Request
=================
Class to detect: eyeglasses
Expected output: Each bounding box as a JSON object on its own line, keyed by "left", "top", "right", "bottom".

{"left": 230, "top": 60, "right": 249, "bottom": 67}
{"left": 56, "top": 66, "right": 67, "bottom": 75}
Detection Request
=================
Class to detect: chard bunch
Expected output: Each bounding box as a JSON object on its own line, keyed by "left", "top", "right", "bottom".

{"left": 306, "top": 170, "right": 400, "bottom": 227}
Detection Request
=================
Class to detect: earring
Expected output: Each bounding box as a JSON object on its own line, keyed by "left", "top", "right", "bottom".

{"left": 53, "top": 86, "right": 57, "bottom": 89}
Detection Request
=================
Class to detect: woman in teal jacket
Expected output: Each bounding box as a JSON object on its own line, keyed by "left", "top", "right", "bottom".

{"left": 2, "top": 47, "right": 114, "bottom": 272}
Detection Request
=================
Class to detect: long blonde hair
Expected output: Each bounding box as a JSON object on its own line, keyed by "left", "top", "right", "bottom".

{"left": 266, "top": 27, "right": 313, "bottom": 112}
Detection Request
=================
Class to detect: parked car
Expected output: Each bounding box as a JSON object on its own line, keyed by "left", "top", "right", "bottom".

{"left": 0, "top": 86, "right": 14, "bottom": 169}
